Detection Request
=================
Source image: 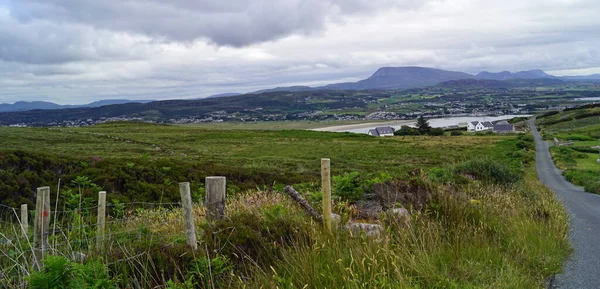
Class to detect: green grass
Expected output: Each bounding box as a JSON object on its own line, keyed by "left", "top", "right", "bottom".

{"left": 538, "top": 104, "right": 600, "bottom": 194}
{"left": 174, "top": 119, "right": 388, "bottom": 130}
{"left": 576, "top": 153, "right": 600, "bottom": 170}
{"left": 0, "top": 123, "right": 513, "bottom": 181}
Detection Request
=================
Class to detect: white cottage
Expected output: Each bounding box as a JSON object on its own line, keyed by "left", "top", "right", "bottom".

{"left": 467, "top": 121, "right": 494, "bottom": 132}
{"left": 367, "top": 126, "right": 395, "bottom": 137}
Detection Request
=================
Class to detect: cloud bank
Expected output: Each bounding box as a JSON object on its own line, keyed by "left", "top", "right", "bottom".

{"left": 0, "top": 0, "right": 599, "bottom": 104}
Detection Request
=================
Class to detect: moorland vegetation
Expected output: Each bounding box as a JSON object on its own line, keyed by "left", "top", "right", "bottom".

{"left": 0, "top": 122, "right": 570, "bottom": 288}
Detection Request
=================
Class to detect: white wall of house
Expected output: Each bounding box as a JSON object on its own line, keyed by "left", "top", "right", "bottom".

{"left": 468, "top": 121, "right": 493, "bottom": 132}
{"left": 467, "top": 122, "right": 477, "bottom": 132}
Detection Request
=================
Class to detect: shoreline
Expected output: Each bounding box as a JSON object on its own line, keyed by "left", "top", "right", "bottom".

{"left": 311, "top": 119, "right": 415, "bottom": 132}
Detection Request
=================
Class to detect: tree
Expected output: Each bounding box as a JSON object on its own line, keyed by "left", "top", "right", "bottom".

{"left": 415, "top": 116, "right": 431, "bottom": 134}
{"left": 394, "top": 126, "right": 420, "bottom": 136}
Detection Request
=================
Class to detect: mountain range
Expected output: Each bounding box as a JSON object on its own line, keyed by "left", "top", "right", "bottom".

{"left": 0, "top": 99, "right": 154, "bottom": 113}
{"left": 251, "top": 67, "right": 599, "bottom": 93}
{"left": 2, "top": 66, "right": 599, "bottom": 113}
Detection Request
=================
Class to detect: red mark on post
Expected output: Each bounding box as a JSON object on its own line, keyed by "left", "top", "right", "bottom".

{"left": 43, "top": 211, "right": 49, "bottom": 217}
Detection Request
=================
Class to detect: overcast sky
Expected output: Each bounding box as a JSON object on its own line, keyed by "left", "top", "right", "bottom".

{"left": 0, "top": 0, "right": 599, "bottom": 104}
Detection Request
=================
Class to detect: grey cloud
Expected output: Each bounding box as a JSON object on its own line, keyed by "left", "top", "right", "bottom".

{"left": 8, "top": 0, "right": 428, "bottom": 47}
{"left": 1, "top": 0, "right": 600, "bottom": 105}
{"left": 0, "top": 9, "right": 161, "bottom": 64}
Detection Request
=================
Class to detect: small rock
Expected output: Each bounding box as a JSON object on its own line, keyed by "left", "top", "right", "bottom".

{"left": 344, "top": 222, "right": 383, "bottom": 238}
{"left": 330, "top": 213, "right": 342, "bottom": 227}
{"left": 387, "top": 207, "right": 410, "bottom": 226}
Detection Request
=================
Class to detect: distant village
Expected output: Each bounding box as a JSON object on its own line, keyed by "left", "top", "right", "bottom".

{"left": 0, "top": 103, "right": 574, "bottom": 128}
{"left": 366, "top": 120, "right": 517, "bottom": 137}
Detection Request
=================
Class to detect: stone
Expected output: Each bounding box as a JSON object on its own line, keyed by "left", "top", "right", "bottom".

{"left": 330, "top": 213, "right": 342, "bottom": 227}
{"left": 387, "top": 207, "right": 410, "bottom": 226}
{"left": 344, "top": 222, "right": 383, "bottom": 238}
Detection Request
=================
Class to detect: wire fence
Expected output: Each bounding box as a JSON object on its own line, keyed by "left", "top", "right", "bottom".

{"left": 0, "top": 177, "right": 230, "bottom": 289}
{"left": 0, "top": 199, "right": 187, "bottom": 254}
{"left": 1, "top": 196, "right": 191, "bottom": 289}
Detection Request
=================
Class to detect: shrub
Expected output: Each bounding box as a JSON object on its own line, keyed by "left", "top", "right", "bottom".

{"left": 372, "top": 178, "right": 432, "bottom": 210}
{"left": 516, "top": 140, "right": 534, "bottom": 150}
{"left": 584, "top": 181, "right": 600, "bottom": 194}
{"left": 517, "top": 134, "right": 534, "bottom": 143}
{"left": 563, "top": 134, "right": 595, "bottom": 141}
{"left": 539, "top": 111, "right": 560, "bottom": 118}
{"left": 332, "top": 172, "right": 393, "bottom": 202}
{"left": 572, "top": 147, "right": 599, "bottom": 154}
{"left": 450, "top": 130, "right": 463, "bottom": 136}
{"left": 184, "top": 255, "right": 233, "bottom": 289}
{"left": 455, "top": 157, "right": 521, "bottom": 185}
{"left": 508, "top": 149, "right": 535, "bottom": 165}
{"left": 332, "top": 171, "right": 363, "bottom": 202}
{"left": 427, "top": 167, "right": 457, "bottom": 184}
{"left": 394, "top": 126, "right": 420, "bottom": 136}
{"left": 29, "top": 256, "right": 117, "bottom": 289}
{"left": 203, "top": 211, "right": 312, "bottom": 271}
{"left": 428, "top": 128, "right": 445, "bottom": 136}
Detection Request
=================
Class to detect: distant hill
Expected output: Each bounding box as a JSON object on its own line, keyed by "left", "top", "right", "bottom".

{"left": 0, "top": 101, "right": 66, "bottom": 112}
{"left": 85, "top": 99, "right": 154, "bottom": 107}
{"left": 437, "top": 79, "right": 513, "bottom": 88}
{"left": 0, "top": 99, "right": 153, "bottom": 112}
{"left": 438, "top": 78, "right": 565, "bottom": 88}
{"left": 476, "top": 69, "right": 557, "bottom": 80}
{"left": 504, "top": 78, "right": 564, "bottom": 86}
{"left": 561, "top": 74, "right": 600, "bottom": 81}
{"left": 322, "top": 67, "right": 474, "bottom": 90}
{"left": 253, "top": 86, "right": 314, "bottom": 94}
{"left": 205, "top": 93, "right": 242, "bottom": 98}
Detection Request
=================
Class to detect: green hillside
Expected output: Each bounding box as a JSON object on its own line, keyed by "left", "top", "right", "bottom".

{"left": 536, "top": 103, "right": 600, "bottom": 194}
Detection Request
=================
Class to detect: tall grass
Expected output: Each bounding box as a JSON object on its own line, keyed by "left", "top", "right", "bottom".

{"left": 0, "top": 169, "right": 570, "bottom": 288}
{"left": 243, "top": 168, "right": 569, "bottom": 288}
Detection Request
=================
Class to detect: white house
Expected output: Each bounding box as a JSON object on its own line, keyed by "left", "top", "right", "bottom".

{"left": 467, "top": 121, "right": 494, "bottom": 132}
{"left": 367, "top": 126, "right": 395, "bottom": 137}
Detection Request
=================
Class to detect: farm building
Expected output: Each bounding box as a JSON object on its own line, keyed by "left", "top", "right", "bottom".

{"left": 368, "top": 126, "right": 394, "bottom": 137}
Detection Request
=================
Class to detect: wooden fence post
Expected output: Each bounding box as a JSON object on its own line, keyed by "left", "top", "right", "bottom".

{"left": 321, "top": 158, "right": 332, "bottom": 233}
{"left": 179, "top": 182, "right": 197, "bottom": 250}
{"left": 20, "top": 204, "right": 28, "bottom": 238}
{"left": 97, "top": 191, "right": 106, "bottom": 250}
{"left": 205, "top": 177, "right": 226, "bottom": 222}
{"left": 33, "top": 186, "right": 51, "bottom": 269}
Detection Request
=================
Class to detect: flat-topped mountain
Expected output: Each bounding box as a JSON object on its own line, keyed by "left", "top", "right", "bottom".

{"left": 323, "top": 67, "right": 473, "bottom": 90}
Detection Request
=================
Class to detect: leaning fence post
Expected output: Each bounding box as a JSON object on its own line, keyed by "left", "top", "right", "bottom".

{"left": 205, "top": 176, "right": 226, "bottom": 222}
{"left": 97, "top": 191, "right": 106, "bottom": 250}
{"left": 33, "top": 186, "right": 51, "bottom": 270}
{"left": 321, "top": 158, "right": 332, "bottom": 233}
{"left": 179, "top": 182, "right": 197, "bottom": 250}
{"left": 20, "top": 204, "right": 28, "bottom": 238}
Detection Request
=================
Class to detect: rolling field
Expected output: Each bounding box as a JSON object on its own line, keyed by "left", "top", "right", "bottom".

{"left": 0, "top": 121, "right": 570, "bottom": 288}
